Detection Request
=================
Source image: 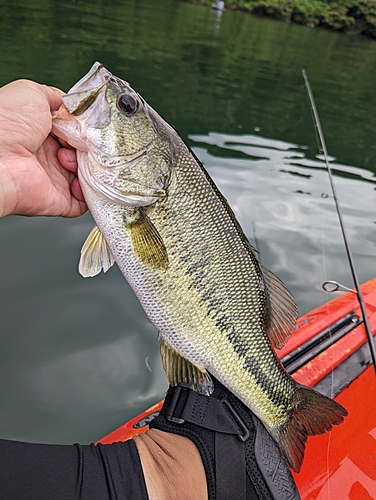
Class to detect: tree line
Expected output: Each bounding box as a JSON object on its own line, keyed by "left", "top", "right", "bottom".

{"left": 186, "top": 0, "right": 376, "bottom": 38}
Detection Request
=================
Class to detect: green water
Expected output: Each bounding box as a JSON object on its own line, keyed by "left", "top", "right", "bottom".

{"left": 0, "top": 0, "right": 375, "bottom": 444}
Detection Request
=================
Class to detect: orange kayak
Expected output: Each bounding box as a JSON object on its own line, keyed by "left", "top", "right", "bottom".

{"left": 98, "top": 278, "right": 376, "bottom": 500}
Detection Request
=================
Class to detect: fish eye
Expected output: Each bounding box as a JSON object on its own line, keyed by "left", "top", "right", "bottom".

{"left": 118, "top": 94, "right": 138, "bottom": 115}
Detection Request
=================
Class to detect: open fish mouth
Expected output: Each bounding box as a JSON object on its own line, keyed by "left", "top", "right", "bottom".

{"left": 68, "top": 62, "right": 132, "bottom": 98}
{"left": 68, "top": 62, "right": 111, "bottom": 94}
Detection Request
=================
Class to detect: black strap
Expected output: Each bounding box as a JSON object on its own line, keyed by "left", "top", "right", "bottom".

{"left": 160, "top": 383, "right": 250, "bottom": 440}
{"left": 216, "top": 432, "right": 247, "bottom": 500}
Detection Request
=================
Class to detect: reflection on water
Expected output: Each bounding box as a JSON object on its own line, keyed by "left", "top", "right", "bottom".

{"left": 189, "top": 132, "right": 376, "bottom": 315}
{"left": 0, "top": 0, "right": 376, "bottom": 444}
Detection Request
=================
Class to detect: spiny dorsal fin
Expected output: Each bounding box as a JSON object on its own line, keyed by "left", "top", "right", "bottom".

{"left": 160, "top": 337, "right": 214, "bottom": 396}
{"left": 79, "top": 225, "right": 115, "bottom": 277}
{"left": 123, "top": 208, "right": 168, "bottom": 270}
{"left": 261, "top": 265, "right": 298, "bottom": 349}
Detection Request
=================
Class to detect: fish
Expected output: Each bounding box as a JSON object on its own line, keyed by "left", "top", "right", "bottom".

{"left": 52, "top": 62, "right": 347, "bottom": 472}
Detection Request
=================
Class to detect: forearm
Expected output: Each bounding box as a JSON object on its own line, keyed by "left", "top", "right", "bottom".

{"left": 134, "top": 429, "right": 208, "bottom": 500}
{"left": 0, "top": 438, "right": 149, "bottom": 500}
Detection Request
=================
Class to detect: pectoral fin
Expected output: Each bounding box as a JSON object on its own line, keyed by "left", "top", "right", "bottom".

{"left": 123, "top": 208, "right": 168, "bottom": 270}
{"left": 261, "top": 265, "right": 298, "bottom": 349}
{"left": 160, "top": 338, "right": 214, "bottom": 395}
{"left": 79, "top": 225, "right": 115, "bottom": 277}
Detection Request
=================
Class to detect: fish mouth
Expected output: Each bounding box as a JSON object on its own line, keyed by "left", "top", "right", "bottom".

{"left": 69, "top": 62, "right": 131, "bottom": 96}
{"left": 89, "top": 144, "right": 149, "bottom": 169}
{"left": 59, "top": 62, "right": 166, "bottom": 207}
{"left": 69, "top": 62, "right": 109, "bottom": 93}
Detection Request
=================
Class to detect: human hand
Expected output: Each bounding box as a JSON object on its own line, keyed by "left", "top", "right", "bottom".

{"left": 0, "top": 79, "right": 87, "bottom": 218}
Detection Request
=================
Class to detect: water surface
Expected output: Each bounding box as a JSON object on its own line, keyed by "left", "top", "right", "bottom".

{"left": 0, "top": 0, "right": 375, "bottom": 443}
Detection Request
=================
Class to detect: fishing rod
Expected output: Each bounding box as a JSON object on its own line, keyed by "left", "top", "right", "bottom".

{"left": 302, "top": 69, "right": 376, "bottom": 373}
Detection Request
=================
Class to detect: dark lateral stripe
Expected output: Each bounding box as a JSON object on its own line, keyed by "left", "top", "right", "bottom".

{"left": 243, "top": 352, "right": 291, "bottom": 408}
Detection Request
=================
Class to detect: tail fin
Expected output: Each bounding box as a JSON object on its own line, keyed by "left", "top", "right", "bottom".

{"left": 275, "top": 386, "right": 347, "bottom": 473}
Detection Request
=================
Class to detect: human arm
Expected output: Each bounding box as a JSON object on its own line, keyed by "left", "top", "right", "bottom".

{"left": 0, "top": 78, "right": 205, "bottom": 499}
{"left": 0, "top": 79, "right": 87, "bottom": 218}
{"left": 0, "top": 381, "right": 298, "bottom": 500}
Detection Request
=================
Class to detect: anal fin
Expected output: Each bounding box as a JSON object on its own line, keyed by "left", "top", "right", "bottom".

{"left": 160, "top": 338, "right": 213, "bottom": 396}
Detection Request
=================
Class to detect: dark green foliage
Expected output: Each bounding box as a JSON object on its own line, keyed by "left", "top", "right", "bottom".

{"left": 186, "top": 0, "right": 376, "bottom": 38}
{"left": 320, "top": 3, "right": 355, "bottom": 30}
{"left": 348, "top": 0, "right": 376, "bottom": 37}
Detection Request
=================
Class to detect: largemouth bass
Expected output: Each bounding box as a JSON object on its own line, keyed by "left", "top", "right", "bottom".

{"left": 52, "top": 62, "right": 347, "bottom": 472}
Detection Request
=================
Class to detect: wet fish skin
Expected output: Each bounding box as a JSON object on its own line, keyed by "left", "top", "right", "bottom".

{"left": 52, "top": 62, "right": 347, "bottom": 472}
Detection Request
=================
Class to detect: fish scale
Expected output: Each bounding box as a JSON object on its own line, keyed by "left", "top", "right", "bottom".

{"left": 52, "top": 62, "right": 348, "bottom": 472}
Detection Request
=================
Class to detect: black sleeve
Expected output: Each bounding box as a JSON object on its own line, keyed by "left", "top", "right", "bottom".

{"left": 0, "top": 438, "right": 149, "bottom": 500}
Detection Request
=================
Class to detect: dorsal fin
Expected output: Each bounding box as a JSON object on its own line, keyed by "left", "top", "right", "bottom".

{"left": 261, "top": 265, "right": 298, "bottom": 349}
{"left": 79, "top": 225, "right": 115, "bottom": 277}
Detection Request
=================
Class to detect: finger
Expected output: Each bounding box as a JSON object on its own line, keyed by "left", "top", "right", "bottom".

{"left": 64, "top": 198, "right": 88, "bottom": 218}
{"left": 58, "top": 147, "right": 78, "bottom": 172}
{"left": 71, "top": 177, "right": 86, "bottom": 203}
